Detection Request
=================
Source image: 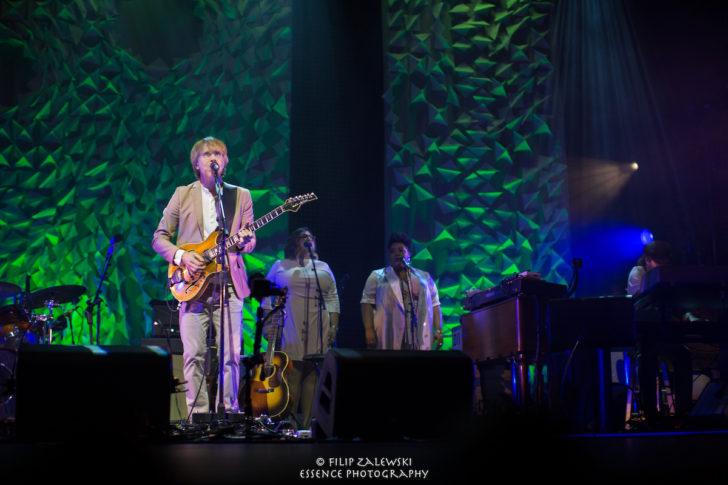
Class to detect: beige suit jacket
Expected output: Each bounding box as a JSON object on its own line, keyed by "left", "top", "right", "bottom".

{"left": 152, "top": 181, "right": 256, "bottom": 299}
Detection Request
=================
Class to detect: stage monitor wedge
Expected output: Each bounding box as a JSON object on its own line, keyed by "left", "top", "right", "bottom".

{"left": 312, "top": 349, "right": 473, "bottom": 440}
{"left": 15, "top": 344, "right": 171, "bottom": 442}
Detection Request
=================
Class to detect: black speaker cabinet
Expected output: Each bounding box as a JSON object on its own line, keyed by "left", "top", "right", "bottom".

{"left": 312, "top": 349, "right": 473, "bottom": 440}
{"left": 15, "top": 344, "right": 171, "bottom": 441}
{"left": 548, "top": 296, "right": 635, "bottom": 351}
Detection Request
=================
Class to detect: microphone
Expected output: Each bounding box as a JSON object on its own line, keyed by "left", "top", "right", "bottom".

{"left": 210, "top": 161, "right": 222, "bottom": 187}
{"left": 108, "top": 234, "right": 122, "bottom": 255}
{"left": 304, "top": 241, "right": 314, "bottom": 256}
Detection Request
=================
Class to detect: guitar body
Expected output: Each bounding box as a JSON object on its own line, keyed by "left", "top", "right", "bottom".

{"left": 250, "top": 350, "right": 292, "bottom": 417}
{"left": 166, "top": 193, "right": 317, "bottom": 302}
{"left": 167, "top": 231, "right": 223, "bottom": 302}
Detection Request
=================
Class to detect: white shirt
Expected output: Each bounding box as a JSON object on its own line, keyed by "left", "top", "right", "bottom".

{"left": 361, "top": 265, "right": 440, "bottom": 350}
{"left": 173, "top": 185, "right": 220, "bottom": 265}
{"left": 627, "top": 265, "right": 647, "bottom": 296}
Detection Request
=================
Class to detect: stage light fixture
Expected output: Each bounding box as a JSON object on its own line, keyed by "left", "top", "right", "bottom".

{"left": 631, "top": 161, "right": 639, "bottom": 171}
{"left": 640, "top": 229, "right": 654, "bottom": 245}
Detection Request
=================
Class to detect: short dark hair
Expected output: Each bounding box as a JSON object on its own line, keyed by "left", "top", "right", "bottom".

{"left": 388, "top": 232, "right": 412, "bottom": 254}
{"left": 285, "top": 227, "right": 313, "bottom": 259}
{"left": 638, "top": 240, "right": 672, "bottom": 267}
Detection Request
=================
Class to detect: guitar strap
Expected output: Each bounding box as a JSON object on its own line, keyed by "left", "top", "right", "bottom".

{"left": 221, "top": 182, "right": 237, "bottom": 233}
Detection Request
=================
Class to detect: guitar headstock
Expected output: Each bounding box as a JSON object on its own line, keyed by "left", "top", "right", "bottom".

{"left": 274, "top": 287, "right": 288, "bottom": 307}
{"left": 282, "top": 193, "right": 318, "bottom": 213}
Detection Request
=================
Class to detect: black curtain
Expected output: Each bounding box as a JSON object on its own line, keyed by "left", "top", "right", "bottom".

{"left": 290, "top": 0, "right": 385, "bottom": 348}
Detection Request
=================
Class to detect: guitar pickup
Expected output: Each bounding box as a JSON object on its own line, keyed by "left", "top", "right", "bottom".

{"left": 169, "top": 268, "right": 185, "bottom": 286}
{"left": 254, "top": 388, "right": 275, "bottom": 394}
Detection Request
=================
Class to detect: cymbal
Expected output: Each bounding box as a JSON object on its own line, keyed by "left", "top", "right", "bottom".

{"left": 0, "top": 282, "right": 21, "bottom": 299}
{"left": 28, "top": 285, "right": 86, "bottom": 308}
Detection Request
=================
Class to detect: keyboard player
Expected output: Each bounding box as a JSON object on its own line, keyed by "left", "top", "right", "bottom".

{"left": 627, "top": 240, "right": 693, "bottom": 425}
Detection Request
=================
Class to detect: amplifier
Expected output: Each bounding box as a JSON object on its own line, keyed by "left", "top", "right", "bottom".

{"left": 140, "top": 336, "right": 183, "bottom": 355}
{"left": 151, "top": 298, "right": 179, "bottom": 336}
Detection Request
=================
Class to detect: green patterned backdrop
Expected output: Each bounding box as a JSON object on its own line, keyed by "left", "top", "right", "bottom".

{"left": 382, "top": 0, "right": 570, "bottom": 342}
{"left": 1, "top": 0, "right": 570, "bottom": 351}
{"left": 0, "top": 0, "right": 292, "bottom": 352}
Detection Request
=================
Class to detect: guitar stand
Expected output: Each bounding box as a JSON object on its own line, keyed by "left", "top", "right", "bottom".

{"left": 231, "top": 302, "right": 296, "bottom": 440}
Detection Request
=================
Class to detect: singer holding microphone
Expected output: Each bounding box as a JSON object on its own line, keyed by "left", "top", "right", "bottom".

{"left": 360, "top": 232, "right": 443, "bottom": 350}
{"left": 152, "top": 136, "right": 255, "bottom": 418}
{"left": 262, "top": 227, "right": 340, "bottom": 429}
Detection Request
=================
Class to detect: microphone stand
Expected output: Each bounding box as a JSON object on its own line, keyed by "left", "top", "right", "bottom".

{"left": 402, "top": 260, "right": 418, "bottom": 350}
{"left": 305, "top": 243, "right": 326, "bottom": 353}
{"left": 18, "top": 274, "right": 31, "bottom": 347}
{"left": 212, "top": 166, "right": 230, "bottom": 420}
{"left": 87, "top": 237, "right": 118, "bottom": 345}
{"left": 22, "top": 274, "right": 30, "bottom": 340}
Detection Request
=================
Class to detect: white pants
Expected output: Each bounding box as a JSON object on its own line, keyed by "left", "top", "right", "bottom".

{"left": 179, "top": 283, "right": 243, "bottom": 416}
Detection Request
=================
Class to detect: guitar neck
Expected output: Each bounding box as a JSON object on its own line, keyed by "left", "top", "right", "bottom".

{"left": 265, "top": 294, "right": 287, "bottom": 363}
{"left": 265, "top": 311, "right": 282, "bottom": 362}
{"left": 205, "top": 205, "right": 286, "bottom": 260}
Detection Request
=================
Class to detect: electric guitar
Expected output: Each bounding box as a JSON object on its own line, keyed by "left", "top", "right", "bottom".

{"left": 250, "top": 289, "right": 292, "bottom": 417}
{"left": 167, "top": 193, "right": 317, "bottom": 302}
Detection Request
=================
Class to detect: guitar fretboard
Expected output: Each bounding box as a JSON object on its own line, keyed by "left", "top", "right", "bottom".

{"left": 204, "top": 205, "right": 286, "bottom": 260}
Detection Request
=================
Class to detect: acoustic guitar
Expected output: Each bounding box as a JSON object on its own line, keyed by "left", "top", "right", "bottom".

{"left": 167, "top": 193, "right": 317, "bottom": 302}
{"left": 250, "top": 289, "right": 291, "bottom": 417}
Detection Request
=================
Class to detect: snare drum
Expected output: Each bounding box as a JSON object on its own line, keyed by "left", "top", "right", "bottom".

{"left": 0, "top": 304, "right": 30, "bottom": 343}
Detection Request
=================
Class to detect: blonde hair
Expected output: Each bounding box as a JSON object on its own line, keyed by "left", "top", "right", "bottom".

{"left": 189, "top": 136, "right": 228, "bottom": 179}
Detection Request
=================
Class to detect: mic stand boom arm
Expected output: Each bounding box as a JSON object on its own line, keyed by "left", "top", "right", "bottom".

{"left": 403, "top": 261, "right": 418, "bottom": 349}
{"left": 87, "top": 237, "right": 118, "bottom": 345}
{"left": 307, "top": 244, "right": 326, "bottom": 353}
{"left": 213, "top": 169, "right": 229, "bottom": 419}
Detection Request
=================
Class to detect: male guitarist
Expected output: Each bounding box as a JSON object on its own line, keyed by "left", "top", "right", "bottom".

{"left": 152, "top": 136, "right": 255, "bottom": 418}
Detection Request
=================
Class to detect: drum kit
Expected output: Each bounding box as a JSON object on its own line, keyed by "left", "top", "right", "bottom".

{"left": 0, "top": 281, "right": 86, "bottom": 348}
{"left": 1, "top": 281, "right": 87, "bottom": 424}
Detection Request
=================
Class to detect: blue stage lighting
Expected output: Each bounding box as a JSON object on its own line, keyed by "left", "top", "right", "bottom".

{"left": 640, "top": 229, "right": 654, "bottom": 245}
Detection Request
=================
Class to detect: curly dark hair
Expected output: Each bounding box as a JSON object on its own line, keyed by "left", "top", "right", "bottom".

{"left": 637, "top": 240, "right": 672, "bottom": 267}
{"left": 284, "top": 227, "right": 314, "bottom": 259}
{"left": 388, "top": 232, "right": 412, "bottom": 254}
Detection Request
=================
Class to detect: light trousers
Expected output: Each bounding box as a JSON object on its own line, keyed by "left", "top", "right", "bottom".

{"left": 179, "top": 283, "right": 243, "bottom": 416}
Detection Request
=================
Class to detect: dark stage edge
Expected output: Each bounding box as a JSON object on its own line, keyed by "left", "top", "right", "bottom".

{"left": 2, "top": 423, "right": 728, "bottom": 482}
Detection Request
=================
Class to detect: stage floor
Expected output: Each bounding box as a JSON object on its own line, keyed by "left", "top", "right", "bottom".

{"left": 2, "top": 422, "right": 728, "bottom": 482}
